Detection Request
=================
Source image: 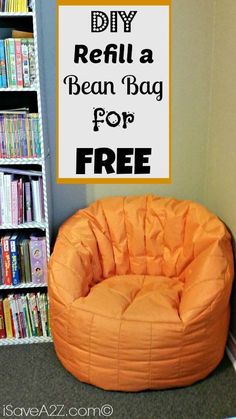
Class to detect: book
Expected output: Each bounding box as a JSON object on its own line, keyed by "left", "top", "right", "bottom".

{"left": 8, "top": 295, "right": 19, "bottom": 338}
{"left": 3, "top": 297, "right": 13, "bottom": 338}
{"left": 31, "top": 178, "right": 42, "bottom": 222}
{"left": 0, "top": 293, "right": 51, "bottom": 340}
{"left": 21, "top": 39, "right": 30, "bottom": 87}
{"left": 27, "top": 39, "right": 36, "bottom": 87}
{"left": 0, "top": 40, "right": 7, "bottom": 88}
{"left": 0, "top": 172, "right": 5, "bottom": 224}
{"left": 10, "top": 234, "right": 20, "bottom": 285}
{"left": 26, "top": 293, "right": 36, "bottom": 336}
{"left": 11, "top": 179, "right": 18, "bottom": 225}
{"left": 5, "top": 39, "right": 17, "bottom": 87}
{"left": 0, "top": 298, "right": 6, "bottom": 339}
{"left": 12, "top": 30, "right": 33, "bottom": 39}
{"left": 29, "top": 235, "right": 47, "bottom": 285}
{"left": 15, "top": 39, "right": 23, "bottom": 88}
{"left": 1, "top": 235, "right": 12, "bottom": 285}
{"left": 3, "top": 173, "right": 13, "bottom": 224}
{"left": 15, "top": 294, "right": 27, "bottom": 338}
{"left": 24, "top": 181, "right": 32, "bottom": 222}
{"left": 28, "top": 293, "right": 41, "bottom": 336}
{"left": 14, "top": 294, "right": 23, "bottom": 338}
{"left": 0, "top": 112, "right": 40, "bottom": 158}
{"left": 0, "top": 0, "right": 28, "bottom": 12}
{"left": 17, "top": 177, "right": 23, "bottom": 224}
{"left": 0, "top": 243, "right": 4, "bottom": 285}
{"left": 23, "top": 238, "right": 31, "bottom": 283}
{"left": 18, "top": 237, "right": 26, "bottom": 283}
{"left": 22, "top": 295, "right": 32, "bottom": 337}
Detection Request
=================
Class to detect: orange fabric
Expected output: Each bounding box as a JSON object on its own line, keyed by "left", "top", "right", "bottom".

{"left": 48, "top": 195, "right": 234, "bottom": 391}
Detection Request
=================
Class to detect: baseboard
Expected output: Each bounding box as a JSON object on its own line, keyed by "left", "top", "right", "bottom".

{"left": 226, "top": 332, "right": 236, "bottom": 371}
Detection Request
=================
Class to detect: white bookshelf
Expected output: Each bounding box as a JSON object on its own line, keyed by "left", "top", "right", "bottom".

{"left": 0, "top": 1, "right": 51, "bottom": 345}
{"left": 0, "top": 158, "right": 44, "bottom": 164}
{"left": 0, "top": 221, "right": 46, "bottom": 230}
{"left": 0, "top": 13, "right": 33, "bottom": 17}
{"left": 0, "top": 282, "right": 47, "bottom": 290}
{"left": 0, "top": 86, "right": 37, "bottom": 91}
{"left": 0, "top": 336, "right": 52, "bottom": 346}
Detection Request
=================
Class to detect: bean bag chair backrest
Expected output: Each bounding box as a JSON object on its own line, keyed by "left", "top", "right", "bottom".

{"left": 58, "top": 195, "right": 233, "bottom": 285}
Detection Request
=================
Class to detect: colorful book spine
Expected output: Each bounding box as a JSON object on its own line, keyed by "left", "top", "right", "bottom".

{"left": 32, "top": 114, "right": 41, "bottom": 157}
{"left": 0, "top": 172, "right": 4, "bottom": 224}
{"left": 11, "top": 179, "right": 18, "bottom": 225}
{"left": 4, "top": 116, "right": 11, "bottom": 157}
{"left": 18, "top": 238, "right": 26, "bottom": 284}
{"left": 0, "top": 113, "right": 40, "bottom": 158}
{"left": 25, "top": 115, "right": 31, "bottom": 156}
{"left": 15, "top": 39, "right": 23, "bottom": 88}
{"left": 29, "top": 293, "right": 41, "bottom": 336}
{"left": 8, "top": 295, "right": 18, "bottom": 338}
{"left": 17, "top": 178, "right": 23, "bottom": 224}
{"left": 23, "top": 238, "right": 31, "bottom": 283}
{"left": 3, "top": 297, "right": 13, "bottom": 338}
{"left": 6, "top": 39, "right": 17, "bottom": 87}
{"left": 22, "top": 295, "right": 32, "bottom": 337}
{"left": 26, "top": 293, "right": 36, "bottom": 336}
{"left": 0, "top": 243, "right": 3, "bottom": 285}
{"left": 1, "top": 0, "right": 29, "bottom": 12}
{"left": 0, "top": 292, "right": 51, "bottom": 340}
{"left": 16, "top": 294, "right": 27, "bottom": 338}
{"left": 21, "top": 40, "right": 30, "bottom": 88}
{"left": 27, "top": 39, "right": 36, "bottom": 87}
{"left": 14, "top": 294, "right": 23, "bottom": 338}
{"left": 1, "top": 236, "right": 12, "bottom": 285}
{"left": 0, "top": 117, "right": 3, "bottom": 158}
{"left": 29, "top": 236, "right": 47, "bottom": 285}
{"left": 4, "top": 40, "right": 10, "bottom": 86}
{"left": 10, "top": 234, "right": 20, "bottom": 285}
{"left": 25, "top": 181, "right": 32, "bottom": 222}
{"left": 0, "top": 116, "right": 6, "bottom": 157}
{"left": 19, "top": 115, "right": 28, "bottom": 157}
{"left": 0, "top": 40, "right": 7, "bottom": 88}
{"left": 0, "top": 298, "right": 6, "bottom": 339}
{"left": 4, "top": 174, "right": 13, "bottom": 224}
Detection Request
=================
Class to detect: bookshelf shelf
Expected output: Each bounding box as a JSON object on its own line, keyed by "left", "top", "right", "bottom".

{"left": 0, "top": 221, "right": 46, "bottom": 230}
{"left": 0, "top": 336, "right": 52, "bottom": 346}
{"left": 0, "top": 86, "right": 38, "bottom": 92}
{"left": 0, "top": 282, "right": 47, "bottom": 290}
{"left": 0, "top": 13, "right": 33, "bottom": 17}
{"left": 0, "top": 157, "right": 43, "bottom": 165}
{"left": 0, "top": 1, "right": 52, "bottom": 344}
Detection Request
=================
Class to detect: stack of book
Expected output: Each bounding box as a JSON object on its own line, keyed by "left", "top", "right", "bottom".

{"left": 0, "top": 292, "right": 51, "bottom": 339}
{"left": 0, "top": 38, "right": 36, "bottom": 88}
{"left": 0, "top": 167, "right": 45, "bottom": 225}
{"left": 0, "top": 233, "right": 47, "bottom": 286}
{"left": 0, "top": 110, "right": 41, "bottom": 158}
{"left": 0, "top": 0, "right": 30, "bottom": 13}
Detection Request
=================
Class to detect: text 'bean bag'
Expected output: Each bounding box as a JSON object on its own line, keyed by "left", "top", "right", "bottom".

{"left": 49, "top": 195, "right": 234, "bottom": 391}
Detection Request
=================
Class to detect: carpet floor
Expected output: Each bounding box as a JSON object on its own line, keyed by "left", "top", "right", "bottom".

{"left": 0, "top": 343, "right": 235, "bottom": 419}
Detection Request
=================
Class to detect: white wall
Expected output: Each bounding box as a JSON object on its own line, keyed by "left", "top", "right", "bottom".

{"left": 86, "top": 0, "right": 215, "bottom": 204}
{"left": 204, "top": 0, "right": 236, "bottom": 335}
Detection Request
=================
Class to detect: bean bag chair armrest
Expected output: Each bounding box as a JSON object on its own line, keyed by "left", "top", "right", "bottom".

{"left": 48, "top": 216, "right": 102, "bottom": 317}
{"left": 179, "top": 234, "right": 234, "bottom": 323}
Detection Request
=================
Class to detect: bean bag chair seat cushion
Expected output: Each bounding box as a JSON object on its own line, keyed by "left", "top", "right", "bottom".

{"left": 49, "top": 195, "right": 234, "bottom": 391}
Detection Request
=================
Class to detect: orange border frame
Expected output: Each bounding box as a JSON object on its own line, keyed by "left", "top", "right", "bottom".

{"left": 56, "top": 0, "right": 172, "bottom": 184}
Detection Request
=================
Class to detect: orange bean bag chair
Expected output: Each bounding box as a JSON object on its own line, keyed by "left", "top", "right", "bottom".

{"left": 49, "top": 195, "right": 234, "bottom": 391}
